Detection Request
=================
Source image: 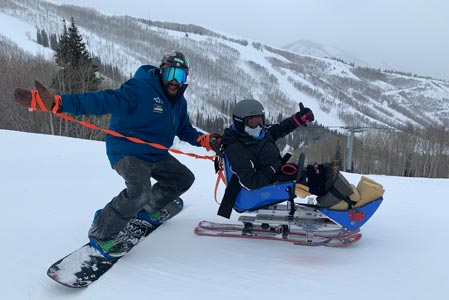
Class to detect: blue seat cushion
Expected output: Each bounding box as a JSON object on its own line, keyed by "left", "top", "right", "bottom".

{"left": 234, "top": 181, "right": 295, "bottom": 212}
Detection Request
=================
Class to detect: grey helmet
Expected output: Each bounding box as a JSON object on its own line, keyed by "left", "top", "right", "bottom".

{"left": 232, "top": 99, "right": 265, "bottom": 131}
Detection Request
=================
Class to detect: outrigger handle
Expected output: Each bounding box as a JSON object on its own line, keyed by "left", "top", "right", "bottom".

{"left": 210, "top": 137, "right": 224, "bottom": 158}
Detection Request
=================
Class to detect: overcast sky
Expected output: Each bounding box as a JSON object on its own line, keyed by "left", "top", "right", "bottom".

{"left": 52, "top": 0, "right": 449, "bottom": 80}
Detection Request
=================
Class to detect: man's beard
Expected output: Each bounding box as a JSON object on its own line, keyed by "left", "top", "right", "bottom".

{"left": 162, "top": 82, "right": 180, "bottom": 103}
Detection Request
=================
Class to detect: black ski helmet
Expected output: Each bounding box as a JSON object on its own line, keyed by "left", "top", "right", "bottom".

{"left": 232, "top": 99, "right": 265, "bottom": 131}
{"left": 160, "top": 50, "right": 190, "bottom": 73}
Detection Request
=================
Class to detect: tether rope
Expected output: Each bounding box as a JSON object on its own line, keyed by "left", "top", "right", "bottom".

{"left": 29, "top": 90, "right": 215, "bottom": 161}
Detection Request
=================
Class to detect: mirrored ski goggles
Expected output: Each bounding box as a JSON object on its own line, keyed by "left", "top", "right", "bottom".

{"left": 161, "top": 67, "right": 188, "bottom": 84}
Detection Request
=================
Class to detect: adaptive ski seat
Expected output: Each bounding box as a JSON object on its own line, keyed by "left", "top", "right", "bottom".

{"left": 222, "top": 153, "right": 296, "bottom": 212}
{"left": 219, "top": 153, "right": 384, "bottom": 232}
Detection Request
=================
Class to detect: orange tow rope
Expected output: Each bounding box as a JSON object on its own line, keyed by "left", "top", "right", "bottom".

{"left": 213, "top": 157, "right": 227, "bottom": 204}
{"left": 29, "top": 90, "right": 215, "bottom": 161}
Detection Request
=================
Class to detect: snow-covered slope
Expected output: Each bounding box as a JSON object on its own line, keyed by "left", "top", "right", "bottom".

{"left": 1, "top": 129, "right": 448, "bottom": 299}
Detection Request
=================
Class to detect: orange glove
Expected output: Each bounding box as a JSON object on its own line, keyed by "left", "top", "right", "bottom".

{"left": 14, "top": 80, "right": 60, "bottom": 112}
{"left": 197, "top": 133, "right": 222, "bottom": 152}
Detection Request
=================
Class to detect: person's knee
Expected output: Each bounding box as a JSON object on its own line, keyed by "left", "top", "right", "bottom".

{"left": 176, "top": 168, "right": 195, "bottom": 192}
{"left": 125, "top": 183, "right": 152, "bottom": 207}
{"left": 180, "top": 169, "right": 195, "bottom": 191}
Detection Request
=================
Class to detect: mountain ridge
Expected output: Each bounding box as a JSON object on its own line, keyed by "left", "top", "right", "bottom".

{"left": 282, "top": 39, "right": 371, "bottom": 68}
{"left": 1, "top": 0, "right": 449, "bottom": 130}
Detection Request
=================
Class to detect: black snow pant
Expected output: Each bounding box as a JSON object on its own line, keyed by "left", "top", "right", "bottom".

{"left": 88, "top": 154, "right": 195, "bottom": 240}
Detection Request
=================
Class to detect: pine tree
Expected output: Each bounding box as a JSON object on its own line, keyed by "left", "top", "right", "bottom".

{"left": 50, "top": 33, "right": 58, "bottom": 51}
{"left": 52, "top": 18, "right": 101, "bottom": 94}
{"left": 36, "top": 28, "right": 42, "bottom": 45}
{"left": 41, "top": 29, "right": 49, "bottom": 48}
{"left": 51, "top": 18, "right": 104, "bottom": 140}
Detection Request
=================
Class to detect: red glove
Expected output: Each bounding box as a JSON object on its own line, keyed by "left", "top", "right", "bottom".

{"left": 197, "top": 133, "right": 222, "bottom": 152}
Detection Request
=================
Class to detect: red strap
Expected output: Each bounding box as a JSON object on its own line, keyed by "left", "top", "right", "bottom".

{"left": 213, "top": 158, "right": 227, "bottom": 204}
{"left": 30, "top": 90, "right": 48, "bottom": 112}
{"left": 29, "top": 91, "right": 215, "bottom": 161}
{"left": 55, "top": 111, "right": 215, "bottom": 160}
{"left": 30, "top": 91, "right": 61, "bottom": 113}
{"left": 52, "top": 95, "right": 62, "bottom": 113}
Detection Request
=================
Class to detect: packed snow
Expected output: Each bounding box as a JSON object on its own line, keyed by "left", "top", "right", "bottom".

{"left": 1, "top": 129, "right": 448, "bottom": 299}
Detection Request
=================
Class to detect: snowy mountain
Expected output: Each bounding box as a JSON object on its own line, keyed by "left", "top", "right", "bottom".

{"left": 283, "top": 39, "right": 371, "bottom": 67}
{"left": 1, "top": 129, "right": 448, "bottom": 299}
{"left": 1, "top": 0, "right": 449, "bottom": 130}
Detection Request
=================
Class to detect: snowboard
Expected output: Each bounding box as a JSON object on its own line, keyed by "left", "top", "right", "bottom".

{"left": 47, "top": 197, "right": 183, "bottom": 288}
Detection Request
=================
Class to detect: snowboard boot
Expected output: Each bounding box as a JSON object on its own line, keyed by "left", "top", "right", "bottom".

{"left": 90, "top": 230, "right": 135, "bottom": 259}
{"left": 89, "top": 209, "right": 133, "bottom": 259}
{"left": 136, "top": 208, "right": 171, "bottom": 225}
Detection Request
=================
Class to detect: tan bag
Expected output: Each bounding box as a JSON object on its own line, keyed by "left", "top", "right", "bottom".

{"left": 354, "top": 176, "right": 385, "bottom": 208}
{"left": 329, "top": 176, "right": 384, "bottom": 210}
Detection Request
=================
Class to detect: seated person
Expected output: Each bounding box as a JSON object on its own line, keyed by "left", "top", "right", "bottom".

{"left": 221, "top": 98, "right": 314, "bottom": 190}
{"left": 218, "top": 99, "right": 384, "bottom": 217}
{"left": 218, "top": 98, "right": 314, "bottom": 217}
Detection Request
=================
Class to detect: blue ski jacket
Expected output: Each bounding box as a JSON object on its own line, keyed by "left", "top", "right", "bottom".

{"left": 60, "top": 65, "right": 203, "bottom": 167}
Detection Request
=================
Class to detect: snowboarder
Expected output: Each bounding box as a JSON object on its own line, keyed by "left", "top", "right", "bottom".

{"left": 14, "top": 50, "right": 221, "bottom": 257}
